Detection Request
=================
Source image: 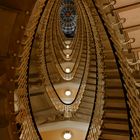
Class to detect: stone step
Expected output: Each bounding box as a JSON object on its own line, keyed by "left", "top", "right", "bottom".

{"left": 87, "top": 78, "right": 96, "bottom": 85}
{"left": 80, "top": 101, "right": 94, "bottom": 109}
{"left": 85, "top": 84, "right": 96, "bottom": 91}
{"left": 104, "top": 69, "right": 120, "bottom": 79}
{"left": 84, "top": 90, "right": 96, "bottom": 97}
{"left": 104, "top": 60, "right": 117, "bottom": 69}
{"left": 88, "top": 67, "right": 96, "bottom": 72}
{"left": 88, "top": 73, "right": 96, "bottom": 78}
{"left": 105, "top": 79, "right": 122, "bottom": 88}
{"left": 78, "top": 108, "right": 93, "bottom": 115}
{"left": 104, "top": 107, "right": 128, "bottom": 120}
{"left": 105, "top": 89, "right": 124, "bottom": 98}
{"left": 104, "top": 99, "right": 126, "bottom": 108}
{"left": 75, "top": 113, "right": 91, "bottom": 122}
{"left": 103, "top": 118, "right": 129, "bottom": 131}
{"left": 82, "top": 96, "right": 95, "bottom": 103}
{"left": 100, "top": 129, "right": 129, "bottom": 140}
{"left": 29, "top": 79, "right": 42, "bottom": 85}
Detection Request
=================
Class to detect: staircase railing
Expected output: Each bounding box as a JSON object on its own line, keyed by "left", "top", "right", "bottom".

{"left": 93, "top": 0, "right": 140, "bottom": 139}
{"left": 77, "top": 0, "right": 105, "bottom": 139}
{"left": 13, "top": 0, "right": 47, "bottom": 139}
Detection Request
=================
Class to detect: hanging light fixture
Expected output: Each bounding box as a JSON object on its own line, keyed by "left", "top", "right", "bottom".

{"left": 65, "top": 67, "right": 71, "bottom": 73}
{"left": 65, "top": 90, "right": 72, "bottom": 96}
{"left": 66, "top": 45, "right": 70, "bottom": 48}
{"left": 63, "top": 131, "right": 72, "bottom": 140}
{"left": 66, "top": 54, "right": 70, "bottom": 58}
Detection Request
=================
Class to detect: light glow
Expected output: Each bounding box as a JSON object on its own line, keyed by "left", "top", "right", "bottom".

{"left": 65, "top": 90, "right": 72, "bottom": 96}
{"left": 63, "top": 131, "right": 72, "bottom": 140}
{"left": 66, "top": 45, "right": 70, "bottom": 49}
{"left": 66, "top": 54, "right": 70, "bottom": 58}
{"left": 65, "top": 68, "right": 71, "bottom": 73}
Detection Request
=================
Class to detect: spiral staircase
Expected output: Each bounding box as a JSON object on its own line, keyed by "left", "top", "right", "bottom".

{"left": 0, "top": 0, "right": 140, "bottom": 140}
